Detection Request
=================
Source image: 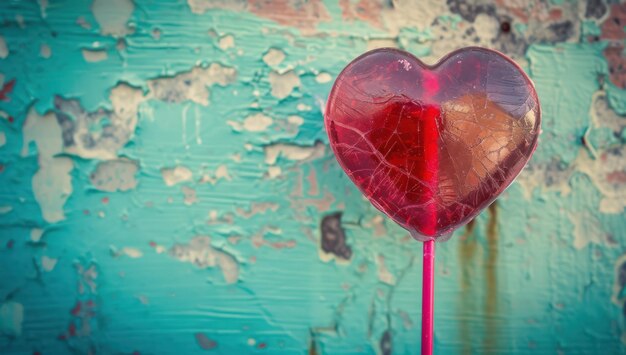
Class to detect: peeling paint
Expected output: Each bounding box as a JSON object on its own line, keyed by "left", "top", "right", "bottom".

{"left": 82, "top": 48, "right": 108, "bottom": 62}
{"left": 263, "top": 48, "right": 285, "bottom": 67}
{"left": 229, "top": 113, "right": 273, "bottom": 132}
{"left": 90, "top": 158, "right": 139, "bottom": 192}
{"left": 218, "top": 35, "right": 235, "bottom": 50}
{"left": 182, "top": 185, "right": 198, "bottom": 205}
{"left": 161, "top": 166, "right": 193, "bottom": 186}
{"left": 41, "top": 256, "right": 58, "bottom": 272}
{"left": 268, "top": 70, "right": 300, "bottom": 99}
{"left": 147, "top": 63, "right": 236, "bottom": 106}
{"left": 170, "top": 236, "right": 239, "bottom": 284}
{"left": 1, "top": 1, "right": 625, "bottom": 353}
{"left": 40, "top": 43, "right": 51, "bottom": 58}
{"left": 264, "top": 141, "right": 325, "bottom": 165}
{"left": 91, "top": 0, "right": 135, "bottom": 36}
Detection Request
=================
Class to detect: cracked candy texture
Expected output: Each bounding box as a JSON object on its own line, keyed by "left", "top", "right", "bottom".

{"left": 325, "top": 48, "right": 541, "bottom": 241}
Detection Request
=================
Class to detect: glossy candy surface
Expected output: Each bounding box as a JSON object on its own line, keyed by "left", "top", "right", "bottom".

{"left": 325, "top": 47, "right": 541, "bottom": 241}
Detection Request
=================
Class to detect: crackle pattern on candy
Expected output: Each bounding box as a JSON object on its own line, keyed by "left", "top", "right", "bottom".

{"left": 326, "top": 48, "right": 540, "bottom": 241}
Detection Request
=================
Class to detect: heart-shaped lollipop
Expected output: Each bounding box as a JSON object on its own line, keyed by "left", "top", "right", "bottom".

{"left": 325, "top": 47, "right": 540, "bottom": 241}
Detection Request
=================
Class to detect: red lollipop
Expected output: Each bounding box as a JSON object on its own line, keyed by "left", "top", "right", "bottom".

{"left": 324, "top": 47, "right": 540, "bottom": 354}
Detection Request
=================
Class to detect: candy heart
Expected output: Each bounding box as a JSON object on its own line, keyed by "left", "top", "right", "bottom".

{"left": 325, "top": 47, "right": 540, "bottom": 241}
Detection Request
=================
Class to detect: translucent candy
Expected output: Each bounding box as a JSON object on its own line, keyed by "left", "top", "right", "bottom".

{"left": 325, "top": 47, "right": 541, "bottom": 241}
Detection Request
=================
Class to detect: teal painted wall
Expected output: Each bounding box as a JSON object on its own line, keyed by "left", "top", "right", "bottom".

{"left": 1, "top": 0, "right": 626, "bottom": 354}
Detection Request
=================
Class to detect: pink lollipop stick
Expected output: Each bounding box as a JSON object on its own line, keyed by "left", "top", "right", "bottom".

{"left": 421, "top": 240, "right": 435, "bottom": 355}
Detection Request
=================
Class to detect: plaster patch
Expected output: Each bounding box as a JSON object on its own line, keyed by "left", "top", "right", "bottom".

{"left": 91, "top": 0, "right": 135, "bottom": 36}
{"left": 268, "top": 70, "right": 300, "bottom": 99}
{"left": 161, "top": 166, "right": 193, "bottom": 186}
{"left": 0, "top": 302, "right": 23, "bottom": 337}
{"left": 315, "top": 72, "right": 332, "bottom": 84}
{"left": 515, "top": 159, "right": 573, "bottom": 199}
{"left": 122, "top": 247, "right": 143, "bottom": 258}
{"left": 265, "top": 166, "right": 282, "bottom": 179}
{"left": 31, "top": 228, "right": 44, "bottom": 242}
{"left": 263, "top": 48, "right": 285, "bottom": 67}
{"left": 41, "top": 256, "right": 58, "bottom": 272}
{"left": 82, "top": 48, "right": 108, "bottom": 62}
{"left": 147, "top": 63, "right": 237, "bottom": 106}
{"left": 577, "top": 146, "right": 626, "bottom": 214}
{"left": 297, "top": 103, "right": 311, "bottom": 111}
{"left": 22, "top": 108, "right": 73, "bottom": 223}
{"left": 170, "top": 236, "right": 239, "bottom": 284}
{"left": 218, "top": 35, "right": 235, "bottom": 50}
{"left": 52, "top": 97, "right": 128, "bottom": 159}
{"left": 0, "top": 36, "right": 8, "bottom": 59}
{"left": 90, "top": 158, "right": 139, "bottom": 192}
{"left": 569, "top": 211, "right": 615, "bottom": 249}
{"left": 182, "top": 186, "right": 197, "bottom": 205}
{"left": 376, "top": 254, "right": 395, "bottom": 285}
{"left": 40, "top": 43, "right": 51, "bottom": 58}
{"left": 32, "top": 157, "right": 73, "bottom": 223}
{"left": 243, "top": 113, "right": 273, "bottom": 132}
{"left": 264, "top": 141, "right": 325, "bottom": 165}
{"left": 287, "top": 115, "right": 304, "bottom": 126}
{"left": 199, "top": 164, "right": 231, "bottom": 185}
{"left": 21, "top": 108, "right": 62, "bottom": 159}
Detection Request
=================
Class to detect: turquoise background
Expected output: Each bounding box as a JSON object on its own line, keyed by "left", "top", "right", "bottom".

{"left": 1, "top": 0, "right": 626, "bottom": 354}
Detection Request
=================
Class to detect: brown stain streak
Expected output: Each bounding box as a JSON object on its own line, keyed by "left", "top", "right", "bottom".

{"left": 484, "top": 202, "right": 499, "bottom": 352}
{"left": 458, "top": 218, "right": 477, "bottom": 355}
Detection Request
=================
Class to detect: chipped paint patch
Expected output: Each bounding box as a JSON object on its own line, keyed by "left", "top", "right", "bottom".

{"left": 41, "top": 256, "right": 58, "bottom": 272}
{"left": 30, "top": 228, "right": 44, "bottom": 243}
{"left": 90, "top": 158, "right": 139, "bottom": 192}
{"left": 264, "top": 141, "right": 325, "bottom": 165}
{"left": 218, "top": 35, "right": 235, "bottom": 50}
{"left": 147, "top": 64, "right": 236, "bottom": 106}
{"left": 91, "top": 0, "right": 135, "bottom": 36}
{"left": 161, "top": 166, "right": 193, "bottom": 186}
{"left": 229, "top": 113, "right": 273, "bottom": 132}
{"left": 40, "top": 43, "right": 51, "bottom": 58}
{"left": 199, "top": 164, "right": 231, "bottom": 185}
{"left": 182, "top": 186, "right": 198, "bottom": 205}
{"left": 376, "top": 254, "right": 395, "bottom": 285}
{"left": 268, "top": 70, "right": 300, "bottom": 99}
{"left": 170, "top": 236, "right": 239, "bottom": 284}
{"left": 22, "top": 108, "right": 73, "bottom": 222}
{"left": 315, "top": 72, "right": 332, "bottom": 83}
{"left": 32, "top": 157, "right": 74, "bottom": 222}
{"left": 82, "top": 48, "right": 108, "bottom": 62}
{"left": 263, "top": 48, "right": 286, "bottom": 67}
{"left": 569, "top": 211, "right": 615, "bottom": 249}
